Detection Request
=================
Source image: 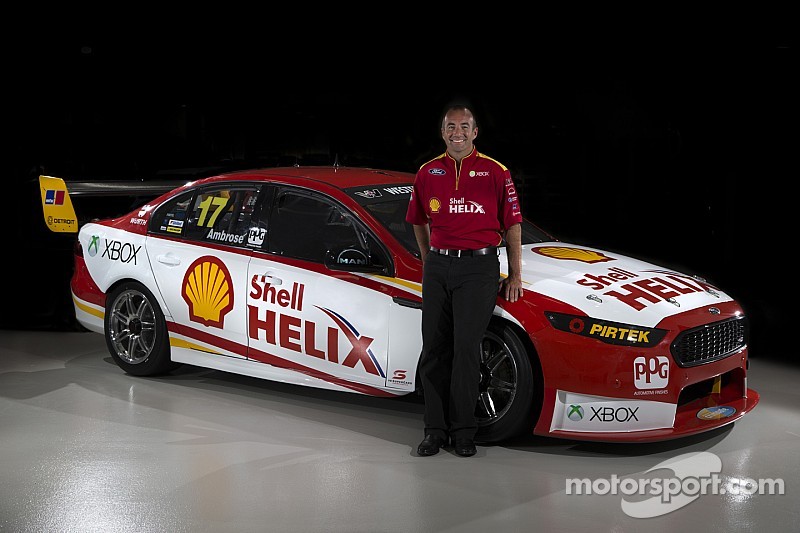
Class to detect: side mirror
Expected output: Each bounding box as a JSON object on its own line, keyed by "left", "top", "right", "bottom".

{"left": 324, "top": 246, "right": 386, "bottom": 274}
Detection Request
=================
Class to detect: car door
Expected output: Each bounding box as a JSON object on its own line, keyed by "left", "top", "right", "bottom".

{"left": 246, "top": 187, "right": 392, "bottom": 391}
{"left": 147, "top": 183, "right": 263, "bottom": 359}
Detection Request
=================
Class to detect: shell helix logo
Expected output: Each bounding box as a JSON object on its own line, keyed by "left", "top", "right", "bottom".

{"left": 533, "top": 246, "right": 614, "bottom": 264}
{"left": 182, "top": 256, "right": 234, "bottom": 328}
{"left": 429, "top": 197, "right": 441, "bottom": 213}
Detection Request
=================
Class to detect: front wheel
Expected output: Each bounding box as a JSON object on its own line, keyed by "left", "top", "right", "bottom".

{"left": 104, "top": 281, "right": 179, "bottom": 376}
{"left": 475, "top": 323, "right": 540, "bottom": 443}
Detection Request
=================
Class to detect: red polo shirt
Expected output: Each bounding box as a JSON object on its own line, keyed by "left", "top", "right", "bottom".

{"left": 405, "top": 148, "right": 522, "bottom": 250}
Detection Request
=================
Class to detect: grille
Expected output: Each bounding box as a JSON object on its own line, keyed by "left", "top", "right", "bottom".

{"left": 671, "top": 316, "right": 747, "bottom": 367}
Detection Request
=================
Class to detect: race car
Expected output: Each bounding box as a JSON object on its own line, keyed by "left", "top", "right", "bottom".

{"left": 39, "top": 166, "right": 759, "bottom": 443}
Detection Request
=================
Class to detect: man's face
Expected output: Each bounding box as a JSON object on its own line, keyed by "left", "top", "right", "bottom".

{"left": 441, "top": 109, "right": 477, "bottom": 156}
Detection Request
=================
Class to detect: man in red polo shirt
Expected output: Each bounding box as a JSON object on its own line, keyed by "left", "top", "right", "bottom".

{"left": 406, "top": 103, "right": 523, "bottom": 457}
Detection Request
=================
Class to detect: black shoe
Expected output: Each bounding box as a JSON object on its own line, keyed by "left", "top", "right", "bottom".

{"left": 417, "top": 434, "right": 448, "bottom": 456}
{"left": 453, "top": 437, "right": 477, "bottom": 457}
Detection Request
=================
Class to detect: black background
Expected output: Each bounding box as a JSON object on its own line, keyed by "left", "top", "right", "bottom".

{"left": 6, "top": 30, "right": 794, "bottom": 360}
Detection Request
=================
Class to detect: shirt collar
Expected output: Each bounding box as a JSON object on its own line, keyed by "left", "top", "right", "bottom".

{"left": 443, "top": 147, "right": 477, "bottom": 165}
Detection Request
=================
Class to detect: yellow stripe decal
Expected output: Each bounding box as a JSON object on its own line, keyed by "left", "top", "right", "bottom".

{"left": 170, "top": 336, "right": 223, "bottom": 355}
{"left": 373, "top": 275, "right": 422, "bottom": 293}
{"left": 73, "top": 296, "right": 104, "bottom": 319}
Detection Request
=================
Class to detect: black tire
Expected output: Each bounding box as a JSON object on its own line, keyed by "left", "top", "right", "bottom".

{"left": 475, "top": 322, "right": 540, "bottom": 443}
{"left": 104, "top": 281, "right": 179, "bottom": 376}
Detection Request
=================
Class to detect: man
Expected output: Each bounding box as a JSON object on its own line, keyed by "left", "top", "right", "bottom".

{"left": 406, "top": 104, "right": 523, "bottom": 457}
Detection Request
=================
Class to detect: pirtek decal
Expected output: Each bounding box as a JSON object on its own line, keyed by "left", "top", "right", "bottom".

{"left": 546, "top": 312, "right": 666, "bottom": 347}
{"left": 588, "top": 323, "right": 651, "bottom": 343}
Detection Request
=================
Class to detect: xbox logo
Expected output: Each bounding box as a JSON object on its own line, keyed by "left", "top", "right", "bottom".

{"left": 87, "top": 235, "right": 100, "bottom": 257}
{"left": 568, "top": 404, "right": 584, "bottom": 421}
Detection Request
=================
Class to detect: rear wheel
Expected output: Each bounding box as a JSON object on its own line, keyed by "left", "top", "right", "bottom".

{"left": 104, "top": 281, "right": 178, "bottom": 376}
{"left": 475, "top": 322, "right": 540, "bottom": 443}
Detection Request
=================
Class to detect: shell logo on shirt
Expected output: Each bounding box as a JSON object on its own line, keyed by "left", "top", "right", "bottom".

{"left": 429, "top": 197, "right": 441, "bottom": 213}
{"left": 182, "top": 256, "right": 234, "bottom": 328}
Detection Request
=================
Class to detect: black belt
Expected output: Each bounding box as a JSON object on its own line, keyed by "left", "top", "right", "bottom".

{"left": 430, "top": 246, "right": 497, "bottom": 257}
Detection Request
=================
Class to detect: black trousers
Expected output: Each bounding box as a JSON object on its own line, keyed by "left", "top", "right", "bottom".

{"left": 419, "top": 252, "right": 500, "bottom": 440}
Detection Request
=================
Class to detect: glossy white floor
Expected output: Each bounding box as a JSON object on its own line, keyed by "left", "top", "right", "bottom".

{"left": 0, "top": 329, "right": 796, "bottom": 533}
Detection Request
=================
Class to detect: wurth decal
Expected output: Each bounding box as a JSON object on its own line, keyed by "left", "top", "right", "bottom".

{"left": 383, "top": 186, "right": 414, "bottom": 194}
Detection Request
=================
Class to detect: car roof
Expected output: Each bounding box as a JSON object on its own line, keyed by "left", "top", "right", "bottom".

{"left": 196, "top": 166, "right": 415, "bottom": 190}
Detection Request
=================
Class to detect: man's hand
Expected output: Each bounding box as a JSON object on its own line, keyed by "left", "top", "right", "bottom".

{"left": 501, "top": 275, "right": 523, "bottom": 302}
{"left": 412, "top": 224, "right": 431, "bottom": 263}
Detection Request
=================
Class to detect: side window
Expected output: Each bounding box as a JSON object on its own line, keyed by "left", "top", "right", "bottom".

{"left": 149, "top": 185, "right": 262, "bottom": 246}
{"left": 149, "top": 191, "right": 193, "bottom": 236}
{"left": 267, "top": 191, "right": 361, "bottom": 263}
{"left": 185, "top": 186, "right": 262, "bottom": 247}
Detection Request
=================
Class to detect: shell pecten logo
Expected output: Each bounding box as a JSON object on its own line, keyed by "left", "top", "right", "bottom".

{"left": 429, "top": 197, "right": 441, "bottom": 213}
{"left": 533, "top": 246, "right": 614, "bottom": 264}
{"left": 182, "top": 256, "right": 234, "bottom": 328}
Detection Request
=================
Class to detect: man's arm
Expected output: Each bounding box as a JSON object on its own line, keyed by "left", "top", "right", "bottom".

{"left": 412, "top": 224, "right": 431, "bottom": 263}
{"left": 502, "top": 223, "right": 523, "bottom": 302}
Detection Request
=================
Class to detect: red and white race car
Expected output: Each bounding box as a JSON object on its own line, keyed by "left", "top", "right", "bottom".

{"left": 39, "top": 166, "right": 758, "bottom": 443}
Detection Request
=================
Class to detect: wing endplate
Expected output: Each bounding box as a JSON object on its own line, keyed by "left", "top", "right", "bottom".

{"left": 39, "top": 175, "right": 79, "bottom": 233}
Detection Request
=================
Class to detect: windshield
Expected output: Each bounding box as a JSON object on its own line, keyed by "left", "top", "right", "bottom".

{"left": 358, "top": 193, "right": 557, "bottom": 257}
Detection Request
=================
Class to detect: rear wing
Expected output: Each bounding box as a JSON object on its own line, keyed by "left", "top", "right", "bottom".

{"left": 38, "top": 175, "right": 190, "bottom": 233}
{"left": 39, "top": 176, "right": 79, "bottom": 233}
